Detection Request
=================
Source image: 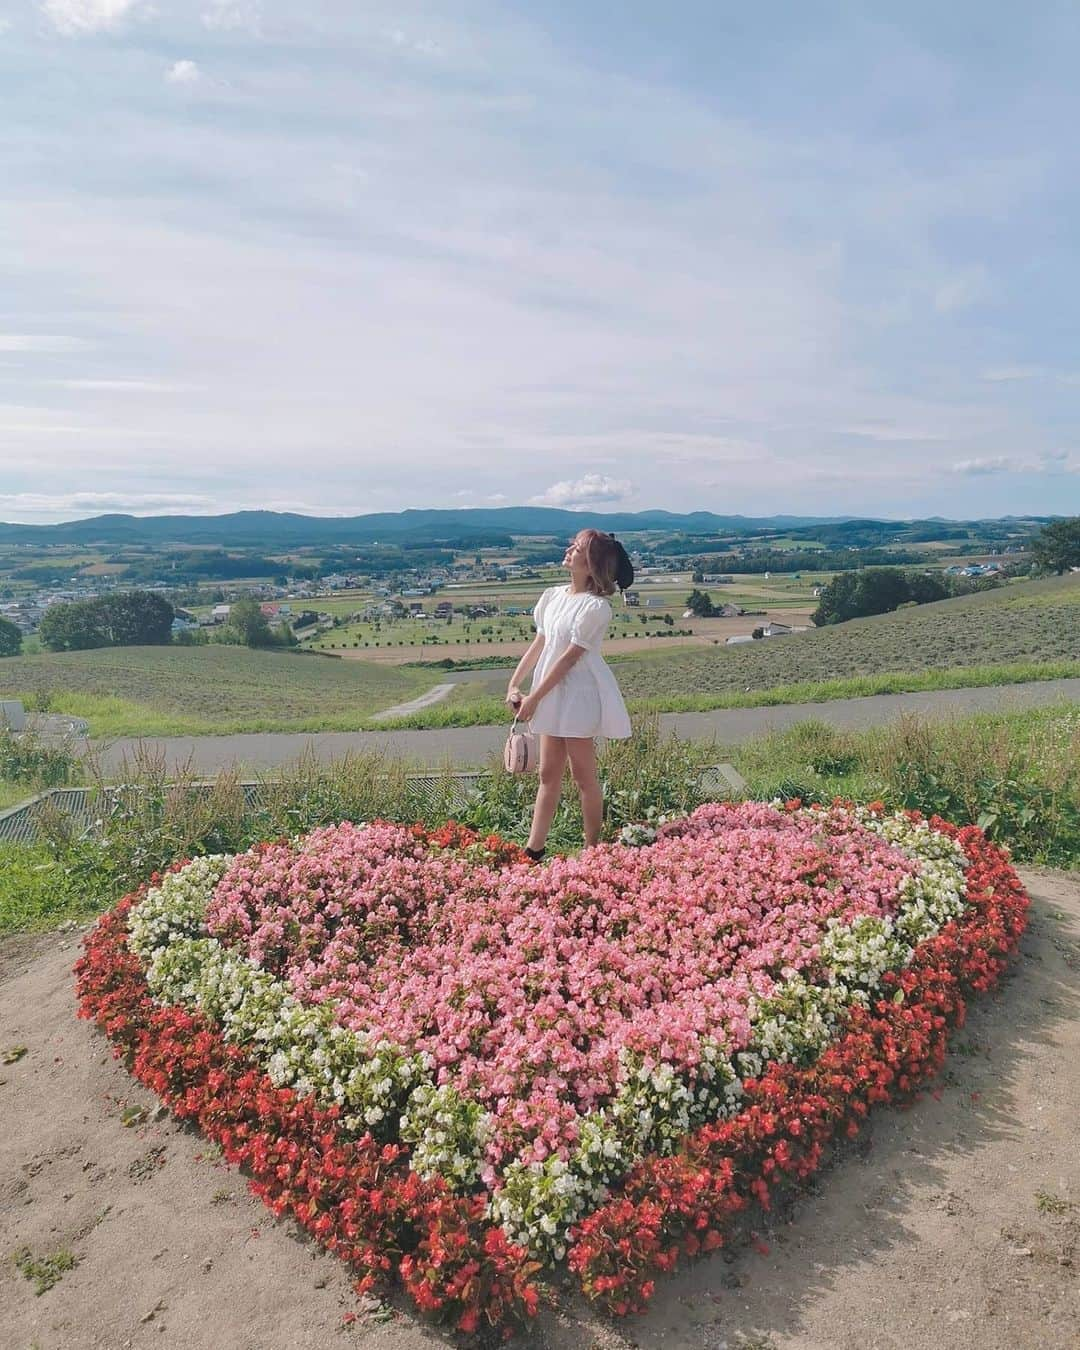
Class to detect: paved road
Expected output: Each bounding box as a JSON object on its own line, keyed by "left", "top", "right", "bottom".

{"left": 83, "top": 677, "right": 1080, "bottom": 776}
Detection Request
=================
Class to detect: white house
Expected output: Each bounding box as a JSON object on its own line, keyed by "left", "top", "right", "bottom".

{"left": 211, "top": 604, "right": 231, "bottom": 623}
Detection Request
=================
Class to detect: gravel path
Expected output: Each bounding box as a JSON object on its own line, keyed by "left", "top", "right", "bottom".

{"left": 367, "top": 682, "right": 457, "bottom": 722}
{"left": 83, "top": 677, "right": 1080, "bottom": 776}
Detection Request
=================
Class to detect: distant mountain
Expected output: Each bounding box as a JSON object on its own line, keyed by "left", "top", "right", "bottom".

{"left": 0, "top": 507, "right": 860, "bottom": 547}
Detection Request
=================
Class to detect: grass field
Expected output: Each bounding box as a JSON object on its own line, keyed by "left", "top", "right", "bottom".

{"left": 0, "top": 646, "right": 434, "bottom": 736}
{"left": 611, "top": 571, "right": 1080, "bottom": 702}
{"left": 374, "top": 573, "right": 1080, "bottom": 727}
{"left": 0, "top": 574, "right": 1073, "bottom": 738}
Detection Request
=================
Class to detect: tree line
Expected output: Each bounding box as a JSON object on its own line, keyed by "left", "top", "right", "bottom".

{"left": 0, "top": 591, "right": 299, "bottom": 655}
{"left": 810, "top": 568, "right": 1001, "bottom": 626}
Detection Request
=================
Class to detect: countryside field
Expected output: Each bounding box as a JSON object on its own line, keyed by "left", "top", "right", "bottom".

{"left": 289, "top": 567, "right": 826, "bottom": 655}
{"left": 0, "top": 574, "right": 1074, "bottom": 739}
{"left": 0, "top": 646, "right": 434, "bottom": 736}
{"left": 612, "top": 571, "right": 1080, "bottom": 703}
{"left": 378, "top": 572, "right": 1080, "bottom": 726}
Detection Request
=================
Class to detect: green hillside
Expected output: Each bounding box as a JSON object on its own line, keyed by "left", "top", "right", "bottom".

{"left": 612, "top": 572, "right": 1080, "bottom": 701}
{"left": 0, "top": 645, "right": 433, "bottom": 736}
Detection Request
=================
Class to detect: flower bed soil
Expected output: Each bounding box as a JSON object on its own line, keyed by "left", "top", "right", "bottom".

{"left": 73, "top": 807, "right": 1030, "bottom": 1337}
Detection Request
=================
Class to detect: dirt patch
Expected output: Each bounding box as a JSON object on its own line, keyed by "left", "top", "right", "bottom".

{"left": 1, "top": 870, "right": 1077, "bottom": 1350}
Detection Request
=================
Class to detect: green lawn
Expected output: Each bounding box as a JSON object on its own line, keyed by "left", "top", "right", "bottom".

{"left": 0, "top": 645, "right": 435, "bottom": 736}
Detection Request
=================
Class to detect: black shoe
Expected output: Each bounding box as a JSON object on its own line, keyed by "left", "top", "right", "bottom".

{"left": 524, "top": 846, "right": 546, "bottom": 862}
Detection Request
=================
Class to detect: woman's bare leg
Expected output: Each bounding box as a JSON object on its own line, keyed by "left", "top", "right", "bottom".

{"left": 566, "top": 737, "right": 602, "bottom": 846}
{"left": 527, "top": 735, "right": 568, "bottom": 852}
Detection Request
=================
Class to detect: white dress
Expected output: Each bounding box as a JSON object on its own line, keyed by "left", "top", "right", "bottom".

{"left": 527, "top": 585, "right": 632, "bottom": 739}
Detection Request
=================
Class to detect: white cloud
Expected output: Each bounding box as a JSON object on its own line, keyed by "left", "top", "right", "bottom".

{"left": 952, "top": 456, "right": 1016, "bottom": 475}
{"left": 385, "top": 28, "right": 444, "bottom": 59}
{"left": 933, "top": 267, "right": 991, "bottom": 313}
{"left": 981, "top": 365, "right": 1080, "bottom": 387}
{"left": 0, "top": 492, "right": 217, "bottom": 517}
{"left": 952, "top": 453, "right": 1078, "bottom": 476}
{"left": 165, "top": 60, "right": 201, "bottom": 86}
{"left": 0, "top": 18, "right": 12, "bottom": 35}
{"left": 530, "top": 474, "right": 635, "bottom": 509}
{"left": 41, "top": 0, "right": 143, "bottom": 37}
{"left": 0, "top": 334, "right": 89, "bottom": 352}
{"left": 58, "top": 378, "right": 196, "bottom": 392}
{"left": 834, "top": 421, "right": 949, "bottom": 443}
{"left": 201, "top": 0, "right": 262, "bottom": 34}
{"left": 981, "top": 365, "right": 1048, "bottom": 382}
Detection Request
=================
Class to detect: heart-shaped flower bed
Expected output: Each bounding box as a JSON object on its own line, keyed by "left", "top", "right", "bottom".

{"left": 76, "top": 802, "right": 1028, "bottom": 1335}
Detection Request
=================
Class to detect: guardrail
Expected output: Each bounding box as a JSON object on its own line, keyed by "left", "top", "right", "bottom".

{"left": 0, "top": 765, "right": 747, "bottom": 847}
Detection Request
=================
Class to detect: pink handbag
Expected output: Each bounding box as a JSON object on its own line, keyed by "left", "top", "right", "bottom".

{"left": 503, "top": 717, "right": 538, "bottom": 774}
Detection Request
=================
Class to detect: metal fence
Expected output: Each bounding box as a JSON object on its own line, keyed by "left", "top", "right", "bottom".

{"left": 0, "top": 764, "right": 745, "bottom": 847}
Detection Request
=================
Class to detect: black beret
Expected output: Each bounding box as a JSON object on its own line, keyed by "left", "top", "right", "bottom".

{"left": 608, "top": 534, "right": 635, "bottom": 591}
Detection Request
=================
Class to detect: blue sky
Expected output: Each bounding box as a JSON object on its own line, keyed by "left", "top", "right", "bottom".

{"left": 1, "top": 0, "right": 1079, "bottom": 523}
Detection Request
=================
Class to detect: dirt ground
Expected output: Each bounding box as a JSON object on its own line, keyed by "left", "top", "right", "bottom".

{"left": 1, "top": 868, "right": 1077, "bottom": 1350}
{"left": 334, "top": 610, "right": 816, "bottom": 665}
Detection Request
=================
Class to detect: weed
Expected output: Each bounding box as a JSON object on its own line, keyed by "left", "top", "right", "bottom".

{"left": 1035, "top": 1189, "right": 1073, "bottom": 1215}
{"left": 13, "top": 1245, "right": 78, "bottom": 1295}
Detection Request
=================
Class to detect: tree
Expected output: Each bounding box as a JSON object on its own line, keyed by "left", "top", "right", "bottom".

{"left": 854, "top": 567, "right": 911, "bottom": 618}
{"left": 103, "top": 591, "right": 174, "bottom": 645}
{"left": 38, "top": 591, "right": 173, "bottom": 651}
{"left": 226, "top": 596, "right": 276, "bottom": 648}
{"left": 906, "top": 573, "right": 950, "bottom": 606}
{"left": 685, "top": 588, "right": 716, "bottom": 617}
{"left": 39, "top": 599, "right": 111, "bottom": 651}
{"left": 1031, "top": 517, "right": 1080, "bottom": 574}
{"left": 811, "top": 572, "right": 861, "bottom": 626}
{"left": 0, "top": 616, "right": 22, "bottom": 657}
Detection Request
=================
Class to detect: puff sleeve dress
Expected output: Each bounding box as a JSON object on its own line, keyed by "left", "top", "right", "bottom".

{"left": 528, "top": 585, "right": 632, "bottom": 739}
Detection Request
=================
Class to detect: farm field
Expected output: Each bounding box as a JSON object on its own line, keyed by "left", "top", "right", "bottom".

{"left": 0, "top": 646, "right": 434, "bottom": 737}
{"left": 612, "top": 571, "right": 1080, "bottom": 703}
{"left": 374, "top": 573, "right": 1080, "bottom": 727}
{"left": 337, "top": 615, "right": 818, "bottom": 665}
{"left": 296, "top": 569, "right": 825, "bottom": 659}
{"left": 1, "top": 575, "right": 1069, "bottom": 739}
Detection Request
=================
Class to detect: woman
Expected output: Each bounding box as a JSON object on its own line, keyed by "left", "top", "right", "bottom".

{"left": 506, "top": 529, "right": 633, "bottom": 860}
